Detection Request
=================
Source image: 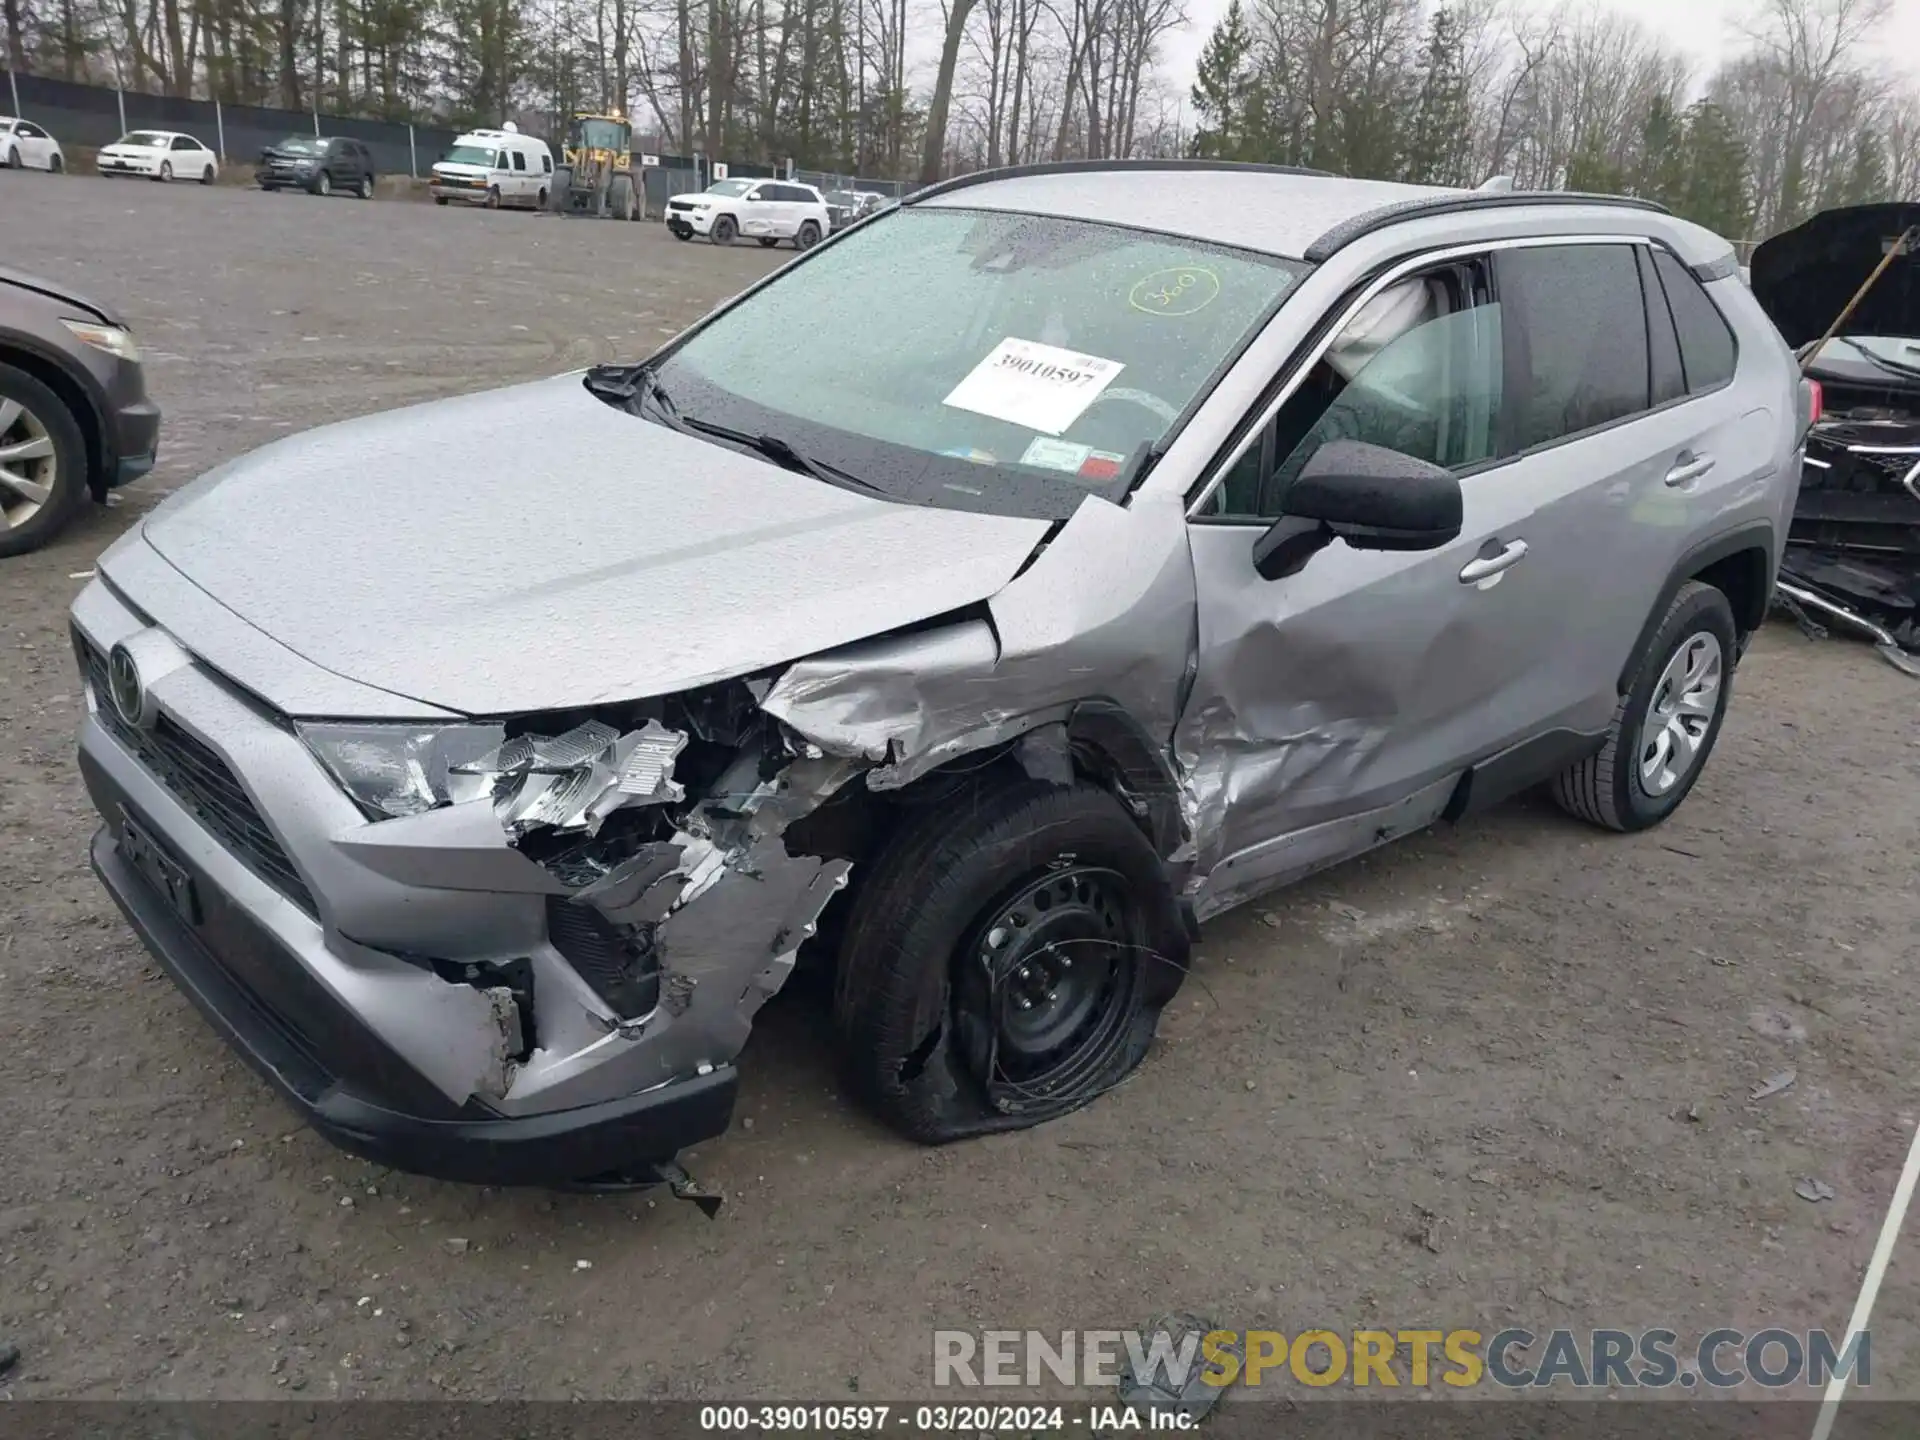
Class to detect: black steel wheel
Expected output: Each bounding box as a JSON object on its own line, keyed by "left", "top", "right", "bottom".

{"left": 835, "top": 773, "right": 1188, "bottom": 1143}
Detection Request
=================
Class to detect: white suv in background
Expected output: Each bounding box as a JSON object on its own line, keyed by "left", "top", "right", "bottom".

{"left": 666, "top": 179, "right": 830, "bottom": 249}
{"left": 1, "top": 117, "right": 66, "bottom": 172}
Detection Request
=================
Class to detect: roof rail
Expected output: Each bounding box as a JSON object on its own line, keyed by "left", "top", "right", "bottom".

{"left": 1304, "top": 190, "right": 1672, "bottom": 262}
{"left": 904, "top": 158, "right": 1337, "bottom": 207}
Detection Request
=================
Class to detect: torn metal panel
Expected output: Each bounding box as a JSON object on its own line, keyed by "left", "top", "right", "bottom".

{"left": 1014, "top": 723, "right": 1074, "bottom": 787}
{"left": 763, "top": 493, "right": 1197, "bottom": 807}
{"left": 454, "top": 718, "right": 693, "bottom": 838}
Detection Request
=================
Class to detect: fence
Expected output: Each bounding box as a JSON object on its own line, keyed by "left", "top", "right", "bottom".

{"left": 5, "top": 68, "right": 910, "bottom": 207}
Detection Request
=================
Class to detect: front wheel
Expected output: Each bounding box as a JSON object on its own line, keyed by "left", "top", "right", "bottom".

{"left": 710, "top": 214, "right": 736, "bottom": 244}
{"left": 1551, "top": 580, "right": 1737, "bottom": 833}
{"left": 0, "top": 360, "right": 89, "bottom": 559}
{"left": 834, "top": 776, "right": 1188, "bottom": 1143}
{"left": 5, "top": 146, "right": 18, "bottom": 169}
{"left": 157, "top": 161, "right": 172, "bottom": 182}
{"left": 434, "top": 195, "right": 449, "bottom": 205}
{"left": 795, "top": 219, "right": 821, "bottom": 250}
{"left": 757, "top": 237, "right": 778, "bottom": 248}
{"left": 485, "top": 185, "right": 501, "bottom": 209}
{"left": 314, "top": 170, "right": 331, "bottom": 196}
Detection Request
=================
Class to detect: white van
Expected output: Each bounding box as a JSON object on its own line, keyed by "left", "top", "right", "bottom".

{"left": 430, "top": 123, "right": 553, "bottom": 209}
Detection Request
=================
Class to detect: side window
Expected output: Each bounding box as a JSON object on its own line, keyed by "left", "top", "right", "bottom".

{"left": 20, "top": 122, "right": 45, "bottom": 139}
{"left": 1201, "top": 263, "right": 1503, "bottom": 520}
{"left": 745, "top": 187, "right": 765, "bottom": 203}
{"left": 1652, "top": 249, "right": 1737, "bottom": 393}
{"left": 1637, "top": 247, "right": 1687, "bottom": 407}
{"left": 1498, "top": 244, "right": 1651, "bottom": 450}
{"left": 495, "top": 150, "right": 510, "bottom": 171}
{"left": 511, "top": 150, "right": 527, "bottom": 171}
{"left": 172, "top": 136, "right": 194, "bottom": 151}
{"left": 542, "top": 153, "right": 553, "bottom": 173}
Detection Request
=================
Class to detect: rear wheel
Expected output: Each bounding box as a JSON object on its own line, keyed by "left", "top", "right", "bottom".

{"left": 795, "top": 219, "right": 821, "bottom": 250}
{"left": 757, "top": 237, "right": 778, "bottom": 248}
{"left": 357, "top": 173, "right": 374, "bottom": 199}
{"left": 0, "top": 361, "right": 89, "bottom": 559}
{"left": 50, "top": 153, "right": 65, "bottom": 174}
{"left": 834, "top": 776, "right": 1188, "bottom": 1143}
{"left": 200, "top": 165, "right": 215, "bottom": 184}
{"left": 711, "top": 213, "right": 736, "bottom": 245}
{"left": 1551, "top": 581, "right": 1737, "bottom": 833}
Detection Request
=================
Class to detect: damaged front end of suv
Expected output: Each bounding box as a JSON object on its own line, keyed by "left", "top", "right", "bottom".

{"left": 1752, "top": 203, "right": 1920, "bottom": 674}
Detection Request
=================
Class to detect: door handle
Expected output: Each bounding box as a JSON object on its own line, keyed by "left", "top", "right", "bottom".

{"left": 1665, "top": 452, "right": 1716, "bottom": 486}
{"left": 1459, "top": 539, "right": 1528, "bottom": 584}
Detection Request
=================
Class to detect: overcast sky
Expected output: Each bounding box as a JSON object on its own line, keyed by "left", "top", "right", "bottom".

{"left": 1157, "top": 0, "right": 1920, "bottom": 103}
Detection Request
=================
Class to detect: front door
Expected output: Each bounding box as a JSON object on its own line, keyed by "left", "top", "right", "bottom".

{"left": 1179, "top": 253, "right": 1558, "bottom": 911}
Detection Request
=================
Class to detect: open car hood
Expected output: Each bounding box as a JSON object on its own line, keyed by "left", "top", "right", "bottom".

{"left": 134, "top": 374, "right": 1053, "bottom": 717}
{"left": 1749, "top": 203, "right": 1920, "bottom": 350}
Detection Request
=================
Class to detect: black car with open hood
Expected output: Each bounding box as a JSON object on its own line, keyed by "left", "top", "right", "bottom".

{"left": 1749, "top": 203, "right": 1920, "bottom": 671}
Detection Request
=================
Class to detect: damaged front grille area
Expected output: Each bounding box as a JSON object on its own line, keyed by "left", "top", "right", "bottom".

{"left": 546, "top": 896, "right": 660, "bottom": 1019}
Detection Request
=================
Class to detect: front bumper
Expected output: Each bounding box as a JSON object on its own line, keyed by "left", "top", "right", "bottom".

{"left": 89, "top": 822, "right": 737, "bottom": 1184}
{"left": 98, "top": 156, "right": 161, "bottom": 175}
{"left": 111, "top": 397, "right": 161, "bottom": 486}
{"left": 431, "top": 181, "right": 492, "bottom": 204}
{"left": 666, "top": 208, "right": 715, "bottom": 236}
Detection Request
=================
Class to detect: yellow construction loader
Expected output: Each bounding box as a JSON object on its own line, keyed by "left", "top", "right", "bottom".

{"left": 548, "top": 111, "right": 642, "bottom": 220}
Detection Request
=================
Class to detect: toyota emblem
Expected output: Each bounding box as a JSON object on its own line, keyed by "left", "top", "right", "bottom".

{"left": 107, "top": 642, "right": 147, "bottom": 729}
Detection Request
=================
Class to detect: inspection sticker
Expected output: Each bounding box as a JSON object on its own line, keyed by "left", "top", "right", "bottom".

{"left": 943, "top": 337, "right": 1125, "bottom": 436}
{"left": 1018, "top": 437, "right": 1092, "bottom": 472}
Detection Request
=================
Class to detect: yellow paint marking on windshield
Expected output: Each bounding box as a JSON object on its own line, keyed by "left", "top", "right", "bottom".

{"left": 1129, "top": 266, "right": 1222, "bottom": 317}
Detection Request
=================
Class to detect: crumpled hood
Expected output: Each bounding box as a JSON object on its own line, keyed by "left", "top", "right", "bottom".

{"left": 1749, "top": 203, "right": 1920, "bottom": 349}
{"left": 134, "top": 374, "right": 1052, "bottom": 717}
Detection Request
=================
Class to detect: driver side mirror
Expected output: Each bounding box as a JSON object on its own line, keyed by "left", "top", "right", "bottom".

{"left": 1251, "top": 440, "right": 1463, "bottom": 581}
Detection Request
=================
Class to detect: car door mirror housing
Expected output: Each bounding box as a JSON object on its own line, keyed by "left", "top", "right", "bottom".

{"left": 1251, "top": 440, "right": 1464, "bottom": 580}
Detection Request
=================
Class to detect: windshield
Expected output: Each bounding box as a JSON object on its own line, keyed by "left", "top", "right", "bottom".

{"left": 649, "top": 207, "right": 1306, "bottom": 519}
{"left": 706, "top": 179, "right": 755, "bottom": 198}
{"left": 274, "top": 135, "right": 323, "bottom": 153}
{"left": 825, "top": 191, "right": 859, "bottom": 206}
{"left": 572, "top": 118, "right": 627, "bottom": 150}
{"left": 444, "top": 144, "right": 498, "bottom": 166}
{"left": 119, "top": 132, "right": 169, "bottom": 147}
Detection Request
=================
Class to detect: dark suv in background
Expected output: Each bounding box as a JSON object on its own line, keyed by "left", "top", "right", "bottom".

{"left": 259, "top": 136, "right": 378, "bottom": 198}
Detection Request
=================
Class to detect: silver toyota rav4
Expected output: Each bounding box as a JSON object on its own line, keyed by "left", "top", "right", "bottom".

{"left": 74, "top": 162, "right": 1810, "bottom": 1188}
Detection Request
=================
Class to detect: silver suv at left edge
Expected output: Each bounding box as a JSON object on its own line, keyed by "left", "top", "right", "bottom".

{"left": 72, "top": 161, "right": 1808, "bottom": 1189}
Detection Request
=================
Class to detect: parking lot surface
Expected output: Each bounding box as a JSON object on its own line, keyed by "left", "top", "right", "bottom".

{"left": 2, "top": 174, "right": 1917, "bottom": 1406}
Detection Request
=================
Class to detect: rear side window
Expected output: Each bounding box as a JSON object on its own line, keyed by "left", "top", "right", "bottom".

{"left": 1652, "top": 249, "right": 1737, "bottom": 393}
{"left": 511, "top": 150, "right": 526, "bottom": 171}
{"left": 1498, "top": 244, "right": 1652, "bottom": 451}
{"left": 542, "top": 153, "right": 552, "bottom": 173}
{"left": 1636, "top": 247, "right": 1686, "bottom": 407}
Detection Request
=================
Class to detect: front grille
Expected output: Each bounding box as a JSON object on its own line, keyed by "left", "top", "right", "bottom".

{"left": 80, "top": 637, "right": 318, "bottom": 917}
{"left": 668, "top": 199, "right": 695, "bottom": 212}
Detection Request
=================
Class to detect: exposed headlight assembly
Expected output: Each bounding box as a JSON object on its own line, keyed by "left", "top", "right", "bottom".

{"left": 298, "top": 718, "right": 689, "bottom": 836}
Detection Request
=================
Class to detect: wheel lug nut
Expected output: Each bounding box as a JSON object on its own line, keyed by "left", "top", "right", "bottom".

{"left": 1015, "top": 996, "right": 1033, "bottom": 1010}
{"left": 1017, "top": 965, "right": 1032, "bottom": 981}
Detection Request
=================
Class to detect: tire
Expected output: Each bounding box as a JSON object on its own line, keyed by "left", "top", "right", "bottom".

{"left": 434, "top": 195, "right": 449, "bottom": 205}
{"left": 609, "top": 172, "right": 635, "bottom": 221}
{"left": 50, "top": 153, "right": 65, "bottom": 174}
{"left": 834, "top": 775, "right": 1188, "bottom": 1143}
{"left": 5, "top": 146, "right": 18, "bottom": 169}
{"left": 157, "top": 161, "right": 172, "bottom": 182}
{"left": 1551, "top": 580, "right": 1738, "bottom": 833}
{"left": 314, "top": 170, "right": 331, "bottom": 197}
{"left": 357, "top": 174, "right": 374, "bottom": 199}
{"left": 548, "top": 165, "right": 572, "bottom": 212}
{"left": 795, "top": 219, "right": 821, "bottom": 250}
{"left": 711, "top": 213, "right": 736, "bottom": 245}
{"left": 757, "top": 237, "right": 778, "bottom": 248}
{"left": 0, "top": 360, "right": 90, "bottom": 559}
{"left": 200, "top": 165, "right": 215, "bottom": 184}
{"left": 485, "top": 185, "right": 501, "bottom": 209}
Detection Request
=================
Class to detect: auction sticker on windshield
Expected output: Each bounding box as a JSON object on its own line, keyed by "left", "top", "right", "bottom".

{"left": 943, "top": 338, "right": 1125, "bottom": 436}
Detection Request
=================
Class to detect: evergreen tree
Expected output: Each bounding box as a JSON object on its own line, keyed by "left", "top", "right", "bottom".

{"left": 1405, "top": 8, "right": 1468, "bottom": 186}
{"left": 1190, "top": 0, "right": 1255, "bottom": 161}
{"left": 1677, "top": 100, "right": 1751, "bottom": 241}
{"left": 1632, "top": 95, "right": 1687, "bottom": 211}
{"left": 1566, "top": 129, "right": 1627, "bottom": 194}
{"left": 1839, "top": 130, "right": 1888, "bottom": 206}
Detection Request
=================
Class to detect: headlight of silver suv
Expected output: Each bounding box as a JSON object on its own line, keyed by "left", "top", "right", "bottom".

{"left": 61, "top": 318, "right": 142, "bottom": 363}
{"left": 298, "top": 718, "right": 688, "bottom": 836}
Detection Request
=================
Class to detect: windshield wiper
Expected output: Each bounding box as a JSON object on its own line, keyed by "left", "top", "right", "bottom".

{"left": 584, "top": 363, "right": 688, "bottom": 429}
{"left": 1828, "top": 341, "right": 1920, "bottom": 383}
{"left": 677, "top": 415, "right": 886, "bottom": 497}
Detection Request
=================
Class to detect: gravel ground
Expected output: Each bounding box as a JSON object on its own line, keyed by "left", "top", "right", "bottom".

{"left": 1, "top": 172, "right": 1916, "bottom": 1409}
